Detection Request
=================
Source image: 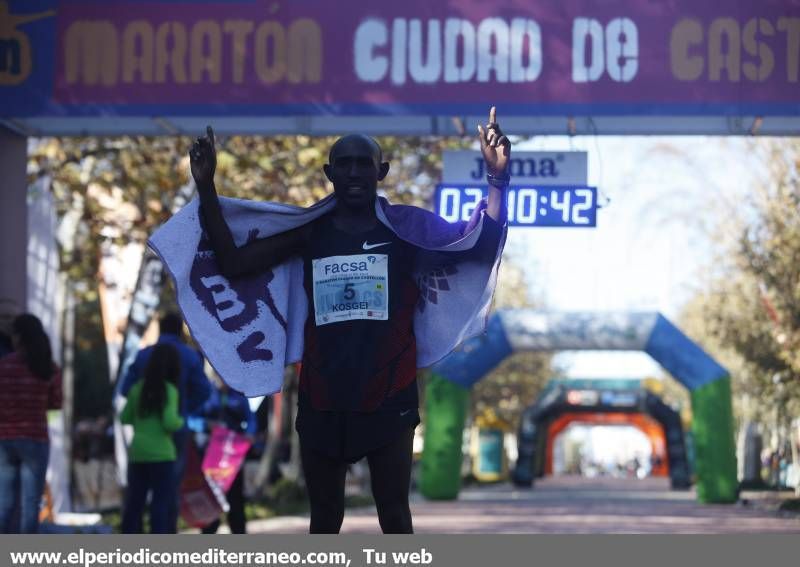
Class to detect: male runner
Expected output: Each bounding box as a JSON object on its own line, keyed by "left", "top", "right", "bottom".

{"left": 188, "top": 108, "right": 510, "bottom": 533}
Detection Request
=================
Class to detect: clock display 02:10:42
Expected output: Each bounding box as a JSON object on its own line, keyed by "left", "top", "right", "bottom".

{"left": 435, "top": 185, "right": 598, "bottom": 227}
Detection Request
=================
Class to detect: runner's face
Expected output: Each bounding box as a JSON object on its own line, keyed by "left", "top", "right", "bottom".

{"left": 327, "top": 138, "right": 385, "bottom": 210}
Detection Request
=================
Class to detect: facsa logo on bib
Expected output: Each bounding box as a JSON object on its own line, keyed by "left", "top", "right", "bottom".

{"left": 323, "top": 260, "right": 369, "bottom": 275}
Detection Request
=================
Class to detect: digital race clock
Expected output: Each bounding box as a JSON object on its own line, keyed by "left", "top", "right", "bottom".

{"left": 434, "top": 185, "right": 598, "bottom": 227}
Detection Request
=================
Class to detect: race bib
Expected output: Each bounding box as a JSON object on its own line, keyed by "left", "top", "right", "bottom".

{"left": 312, "top": 254, "right": 389, "bottom": 325}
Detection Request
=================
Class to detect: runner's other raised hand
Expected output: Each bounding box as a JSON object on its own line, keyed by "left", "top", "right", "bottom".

{"left": 190, "top": 125, "right": 217, "bottom": 188}
{"left": 477, "top": 107, "right": 511, "bottom": 177}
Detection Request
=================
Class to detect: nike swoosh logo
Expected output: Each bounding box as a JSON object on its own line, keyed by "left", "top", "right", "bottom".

{"left": 362, "top": 241, "right": 391, "bottom": 250}
{"left": 400, "top": 410, "right": 412, "bottom": 416}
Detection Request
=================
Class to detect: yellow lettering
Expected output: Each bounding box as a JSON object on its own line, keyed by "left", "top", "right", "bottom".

{"left": 59, "top": 16, "right": 325, "bottom": 88}
{"left": 254, "top": 21, "right": 285, "bottom": 84}
{"left": 223, "top": 20, "right": 254, "bottom": 84}
{"left": 122, "top": 20, "right": 154, "bottom": 83}
{"left": 155, "top": 22, "right": 187, "bottom": 84}
{"left": 708, "top": 18, "right": 740, "bottom": 82}
{"left": 742, "top": 18, "right": 774, "bottom": 82}
{"left": 0, "top": 7, "right": 53, "bottom": 84}
{"left": 64, "top": 21, "right": 118, "bottom": 86}
{"left": 777, "top": 17, "right": 800, "bottom": 82}
{"left": 287, "top": 19, "right": 322, "bottom": 84}
{"left": 670, "top": 18, "right": 703, "bottom": 81}
{"left": 191, "top": 20, "right": 222, "bottom": 83}
{"left": 0, "top": 36, "right": 30, "bottom": 85}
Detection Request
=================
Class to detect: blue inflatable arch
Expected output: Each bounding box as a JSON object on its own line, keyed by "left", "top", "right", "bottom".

{"left": 419, "top": 311, "right": 737, "bottom": 504}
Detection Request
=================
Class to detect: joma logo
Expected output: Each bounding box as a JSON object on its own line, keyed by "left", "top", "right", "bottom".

{"left": 470, "top": 156, "right": 561, "bottom": 179}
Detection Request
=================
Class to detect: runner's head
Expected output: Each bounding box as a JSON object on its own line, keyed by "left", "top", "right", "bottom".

{"left": 325, "top": 135, "right": 390, "bottom": 211}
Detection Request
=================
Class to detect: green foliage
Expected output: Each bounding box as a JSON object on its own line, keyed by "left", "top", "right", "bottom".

{"left": 72, "top": 300, "right": 113, "bottom": 419}
{"left": 472, "top": 257, "right": 554, "bottom": 429}
{"left": 28, "top": 134, "right": 474, "bottom": 302}
{"left": 265, "top": 477, "right": 309, "bottom": 515}
{"left": 680, "top": 273, "right": 791, "bottom": 423}
{"left": 679, "top": 140, "right": 800, "bottom": 423}
{"left": 738, "top": 142, "right": 800, "bottom": 378}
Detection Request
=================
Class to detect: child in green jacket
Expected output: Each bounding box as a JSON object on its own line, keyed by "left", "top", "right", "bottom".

{"left": 120, "top": 343, "right": 183, "bottom": 533}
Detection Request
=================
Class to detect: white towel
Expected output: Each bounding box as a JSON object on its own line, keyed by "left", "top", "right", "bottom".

{"left": 148, "top": 195, "right": 506, "bottom": 397}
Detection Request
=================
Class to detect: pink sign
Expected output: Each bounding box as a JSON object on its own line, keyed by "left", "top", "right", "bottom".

{"left": 180, "top": 441, "right": 225, "bottom": 528}
{"left": 201, "top": 425, "right": 252, "bottom": 494}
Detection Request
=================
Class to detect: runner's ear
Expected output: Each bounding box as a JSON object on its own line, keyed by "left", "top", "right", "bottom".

{"left": 378, "top": 161, "right": 390, "bottom": 181}
{"left": 323, "top": 163, "right": 333, "bottom": 182}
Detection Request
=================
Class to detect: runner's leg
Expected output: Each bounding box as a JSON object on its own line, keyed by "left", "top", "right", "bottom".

{"left": 226, "top": 469, "right": 246, "bottom": 534}
{"left": 366, "top": 427, "right": 414, "bottom": 534}
{"left": 300, "top": 442, "right": 347, "bottom": 534}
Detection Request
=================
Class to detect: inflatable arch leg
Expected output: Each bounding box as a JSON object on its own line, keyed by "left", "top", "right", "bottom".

{"left": 419, "top": 373, "right": 470, "bottom": 500}
{"left": 690, "top": 376, "right": 738, "bottom": 503}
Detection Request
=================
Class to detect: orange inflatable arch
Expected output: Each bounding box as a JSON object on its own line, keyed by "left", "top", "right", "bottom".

{"left": 544, "top": 412, "right": 669, "bottom": 477}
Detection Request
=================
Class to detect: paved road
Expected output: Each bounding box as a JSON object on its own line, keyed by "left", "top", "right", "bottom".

{"left": 248, "top": 476, "right": 800, "bottom": 534}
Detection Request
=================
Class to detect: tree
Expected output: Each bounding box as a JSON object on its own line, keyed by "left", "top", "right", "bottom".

{"left": 738, "top": 141, "right": 800, "bottom": 379}
{"left": 28, "top": 133, "right": 476, "bottom": 303}
{"left": 680, "top": 273, "right": 793, "bottom": 424}
{"left": 679, "top": 139, "right": 800, "bottom": 424}
{"left": 470, "top": 251, "right": 555, "bottom": 430}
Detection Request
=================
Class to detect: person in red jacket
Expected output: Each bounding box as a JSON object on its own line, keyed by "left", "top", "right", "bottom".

{"left": 0, "top": 314, "right": 62, "bottom": 533}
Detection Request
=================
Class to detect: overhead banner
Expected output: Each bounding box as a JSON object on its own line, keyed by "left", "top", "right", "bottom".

{"left": 1, "top": 0, "right": 797, "bottom": 122}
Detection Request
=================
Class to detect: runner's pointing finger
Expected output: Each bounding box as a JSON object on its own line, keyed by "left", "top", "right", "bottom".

{"left": 477, "top": 125, "right": 488, "bottom": 151}
{"left": 206, "top": 125, "right": 215, "bottom": 148}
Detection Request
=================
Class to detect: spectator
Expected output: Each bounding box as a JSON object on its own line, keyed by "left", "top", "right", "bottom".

{"left": 196, "top": 383, "right": 256, "bottom": 534}
{"left": 119, "top": 312, "right": 211, "bottom": 532}
{"left": 0, "top": 314, "right": 62, "bottom": 533}
{"left": 0, "top": 332, "right": 11, "bottom": 360}
{"left": 0, "top": 298, "right": 20, "bottom": 359}
{"left": 120, "top": 343, "right": 184, "bottom": 533}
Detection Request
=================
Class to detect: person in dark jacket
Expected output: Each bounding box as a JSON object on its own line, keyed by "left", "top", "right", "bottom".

{"left": 119, "top": 312, "right": 211, "bottom": 532}
{"left": 194, "top": 383, "right": 256, "bottom": 534}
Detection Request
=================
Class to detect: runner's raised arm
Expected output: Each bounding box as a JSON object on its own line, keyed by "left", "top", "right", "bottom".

{"left": 478, "top": 106, "right": 511, "bottom": 225}
{"left": 190, "top": 126, "right": 308, "bottom": 279}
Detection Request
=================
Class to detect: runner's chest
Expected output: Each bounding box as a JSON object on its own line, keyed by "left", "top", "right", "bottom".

{"left": 302, "top": 218, "right": 416, "bottom": 325}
